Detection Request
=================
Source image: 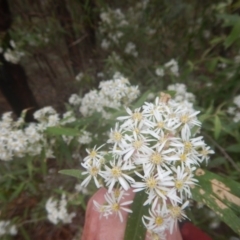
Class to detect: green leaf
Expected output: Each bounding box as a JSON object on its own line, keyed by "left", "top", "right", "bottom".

{"left": 124, "top": 191, "right": 148, "bottom": 240}
{"left": 199, "top": 104, "right": 213, "bottom": 123}
{"left": 46, "top": 126, "right": 80, "bottom": 136}
{"left": 226, "top": 144, "right": 240, "bottom": 153}
{"left": 10, "top": 182, "right": 25, "bottom": 201}
{"left": 27, "top": 158, "right": 33, "bottom": 179}
{"left": 192, "top": 169, "right": 240, "bottom": 235}
{"left": 199, "top": 113, "right": 210, "bottom": 123}
{"left": 214, "top": 115, "right": 221, "bottom": 139}
{"left": 58, "top": 137, "right": 72, "bottom": 161}
{"left": 210, "top": 36, "right": 224, "bottom": 45}
{"left": 217, "top": 13, "right": 240, "bottom": 26}
{"left": 133, "top": 90, "right": 151, "bottom": 109}
{"left": 190, "top": 125, "right": 201, "bottom": 136}
{"left": 207, "top": 58, "right": 218, "bottom": 72}
{"left": 59, "top": 169, "right": 84, "bottom": 179}
{"left": 224, "top": 22, "right": 240, "bottom": 48}
{"left": 195, "top": 169, "right": 240, "bottom": 202}
{"left": 74, "top": 114, "right": 99, "bottom": 128}
{"left": 192, "top": 185, "right": 240, "bottom": 235}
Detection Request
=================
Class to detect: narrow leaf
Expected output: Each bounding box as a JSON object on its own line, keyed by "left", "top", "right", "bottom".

{"left": 124, "top": 191, "right": 148, "bottom": 240}
{"left": 46, "top": 126, "right": 79, "bottom": 136}
{"left": 195, "top": 169, "right": 240, "bottom": 204}
{"left": 192, "top": 184, "right": 240, "bottom": 235}
{"left": 192, "top": 168, "right": 240, "bottom": 235}
{"left": 224, "top": 22, "right": 240, "bottom": 48}
{"left": 133, "top": 90, "right": 151, "bottom": 109}
{"left": 59, "top": 169, "right": 84, "bottom": 179}
{"left": 10, "top": 182, "right": 25, "bottom": 201}
{"left": 214, "top": 115, "right": 221, "bottom": 139}
{"left": 208, "top": 58, "right": 218, "bottom": 72}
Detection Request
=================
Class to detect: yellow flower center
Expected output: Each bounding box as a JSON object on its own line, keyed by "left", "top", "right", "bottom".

{"left": 146, "top": 177, "right": 157, "bottom": 189}
{"left": 133, "top": 140, "right": 143, "bottom": 150}
{"left": 155, "top": 216, "right": 164, "bottom": 226}
{"left": 175, "top": 180, "right": 184, "bottom": 190}
{"left": 113, "top": 132, "right": 122, "bottom": 142}
{"left": 150, "top": 152, "right": 162, "bottom": 164}
{"left": 89, "top": 150, "right": 97, "bottom": 158}
{"left": 181, "top": 115, "right": 190, "bottom": 123}
{"left": 132, "top": 112, "right": 143, "bottom": 121}
{"left": 112, "top": 203, "right": 120, "bottom": 212}
{"left": 157, "top": 121, "right": 164, "bottom": 129}
{"left": 170, "top": 206, "right": 182, "bottom": 219}
{"left": 90, "top": 166, "right": 99, "bottom": 176}
{"left": 184, "top": 141, "right": 192, "bottom": 152}
{"left": 180, "top": 153, "right": 187, "bottom": 162}
{"left": 111, "top": 166, "right": 122, "bottom": 178}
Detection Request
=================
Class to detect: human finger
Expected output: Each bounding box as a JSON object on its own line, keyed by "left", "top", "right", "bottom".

{"left": 81, "top": 188, "right": 135, "bottom": 240}
{"left": 82, "top": 188, "right": 182, "bottom": 240}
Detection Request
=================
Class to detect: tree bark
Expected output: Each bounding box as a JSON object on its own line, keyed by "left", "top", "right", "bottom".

{"left": 0, "top": 0, "right": 12, "bottom": 31}
{"left": 55, "top": 0, "right": 81, "bottom": 75}
{"left": 0, "top": 0, "right": 39, "bottom": 121}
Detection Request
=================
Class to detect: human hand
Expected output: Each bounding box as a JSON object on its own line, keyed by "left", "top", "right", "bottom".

{"left": 81, "top": 188, "right": 182, "bottom": 240}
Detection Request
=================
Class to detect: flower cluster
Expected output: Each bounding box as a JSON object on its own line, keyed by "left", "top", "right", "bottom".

{"left": 99, "top": 8, "right": 128, "bottom": 48}
{"left": 124, "top": 42, "right": 138, "bottom": 57}
{"left": 45, "top": 194, "right": 76, "bottom": 225}
{"left": 0, "top": 107, "right": 88, "bottom": 161}
{"left": 0, "top": 220, "right": 17, "bottom": 237}
{"left": 167, "top": 83, "right": 195, "bottom": 109}
{"left": 75, "top": 72, "right": 84, "bottom": 82}
{"left": 78, "top": 130, "right": 92, "bottom": 145}
{"left": 227, "top": 95, "right": 240, "bottom": 122}
{"left": 1, "top": 40, "right": 24, "bottom": 64}
{"left": 80, "top": 92, "right": 214, "bottom": 239}
{"left": 69, "top": 93, "right": 82, "bottom": 106}
{"left": 155, "top": 59, "right": 179, "bottom": 77}
{"left": 79, "top": 73, "right": 139, "bottom": 119}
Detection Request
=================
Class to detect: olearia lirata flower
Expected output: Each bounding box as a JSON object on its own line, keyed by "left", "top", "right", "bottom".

{"left": 80, "top": 92, "right": 214, "bottom": 239}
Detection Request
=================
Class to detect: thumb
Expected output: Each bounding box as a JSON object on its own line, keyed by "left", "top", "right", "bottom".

{"left": 81, "top": 188, "right": 182, "bottom": 240}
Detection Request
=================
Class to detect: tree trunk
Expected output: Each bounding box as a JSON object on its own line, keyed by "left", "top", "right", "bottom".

{"left": 0, "top": 0, "right": 39, "bottom": 121}
{"left": 55, "top": 0, "right": 81, "bottom": 75}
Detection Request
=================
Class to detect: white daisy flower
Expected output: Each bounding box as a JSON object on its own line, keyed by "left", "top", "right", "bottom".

{"left": 198, "top": 146, "right": 215, "bottom": 164}
{"left": 93, "top": 200, "right": 112, "bottom": 219}
{"left": 81, "top": 160, "right": 102, "bottom": 188}
{"left": 101, "top": 158, "right": 135, "bottom": 192}
{"left": 168, "top": 201, "right": 189, "bottom": 233}
{"left": 171, "top": 164, "right": 198, "bottom": 198}
{"left": 104, "top": 191, "right": 133, "bottom": 222}
{"left": 84, "top": 145, "right": 105, "bottom": 163}
{"left": 143, "top": 204, "right": 169, "bottom": 233}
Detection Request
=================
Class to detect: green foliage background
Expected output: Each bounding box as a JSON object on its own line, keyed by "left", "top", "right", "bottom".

{"left": 0, "top": 0, "right": 240, "bottom": 239}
